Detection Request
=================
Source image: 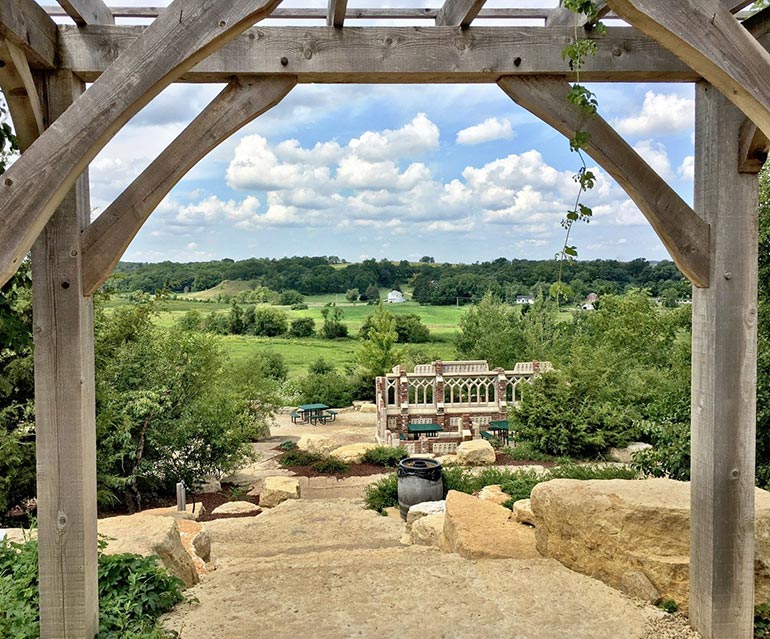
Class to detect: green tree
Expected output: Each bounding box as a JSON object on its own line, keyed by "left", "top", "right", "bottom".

{"left": 455, "top": 293, "right": 525, "bottom": 368}
{"left": 177, "top": 309, "right": 203, "bottom": 331}
{"left": 320, "top": 304, "right": 348, "bottom": 339}
{"left": 253, "top": 307, "right": 288, "bottom": 337}
{"left": 345, "top": 288, "right": 360, "bottom": 302}
{"left": 276, "top": 290, "right": 304, "bottom": 306}
{"left": 288, "top": 317, "right": 315, "bottom": 338}
{"left": 228, "top": 300, "right": 244, "bottom": 334}
{"left": 356, "top": 304, "right": 401, "bottom": 377}
{"left": 757, "top": 164, "right": 770, "bottom": 485}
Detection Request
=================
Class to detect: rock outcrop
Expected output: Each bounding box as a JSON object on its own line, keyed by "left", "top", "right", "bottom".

{"left": 260, "top": 476, "right": 301, "bottom": 508}
{"left": 476, "top": 484, "right": 511, "bottom": 506}
{"left": 410, "top": 513, "right": 446, "bottom": 548}
{"left": 512, "top": 498, "right": 535, "bottom": 526}
{"left": 608, "top": 442, "right": 653, "bottom": 464}
{"left": 456, "top": 440, "right": 496, "bottom": 465}
{"left": 331, "top": 443, "right": 378, "bottom": 463}
{"left": 297, "top": 434, "right": 337, "bottom": 455}
{"left": 406, "top": 500, "right": 446, "bottom": 529}
{"left": 211, "top": 501, "right": 262, "bottom": 516}
{"left": 530, "top": 478, "right": 770, "bottom": 610}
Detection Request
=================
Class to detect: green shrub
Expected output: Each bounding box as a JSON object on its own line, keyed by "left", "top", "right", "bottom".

{"left": 632, "top": 421, "right": 691, "bottom": 481}
{"left": 549, "top": 463, "right": 637, "bottom": 481}
{"left": 312, "top": 457, "right": 350, "bottom": 474}
{"left": 361, "top": 446, "right": 407, "bottom": 467}
{"left": 289, "top": 317, "right": 315, "bottom": 338}
{"left": 253, "top": 307, "right": 288, "bottom": 337}
{"left": 277, "top": 290, "right": 304, "bottom": 306}
{"left": 278, "top": 440, "right": 297, "bottom": 451}
{"left": 756, "top": 602, "right": 770, "bottom": 638}
{"left": 290, "top": 303, "right": 309, "bottom": 311}
{"left": 296, "top": 372, "right": 353, "bottom": 408}
{"left": 503, "top": 441, "right": 568, "bottom": 463}
{"left": 0, "top": 537, "right": 185, "bottom": 639}
{"left": 364, "top": 473, "right": 399, "bottom": 513}
{"left": 278, "top": 450, "right": 323, "bottom": 467}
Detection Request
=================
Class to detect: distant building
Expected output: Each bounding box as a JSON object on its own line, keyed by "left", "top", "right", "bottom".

{"left": 387, "top": 290, "right": 405, "bottom": 304}
{"left": 515, "top": 295, "right": 534, "bottom": 304}
{"left": 581, "top": 303, "right": 595, "bottom": 311}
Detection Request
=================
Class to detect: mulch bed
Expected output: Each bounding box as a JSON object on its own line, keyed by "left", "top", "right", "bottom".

{"left": 494, "top": 452, "right": 558, "bottom": 468}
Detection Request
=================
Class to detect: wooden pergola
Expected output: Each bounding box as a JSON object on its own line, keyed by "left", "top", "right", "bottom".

{"left": 0, "top": 0, "right": 767, "bottom": 636}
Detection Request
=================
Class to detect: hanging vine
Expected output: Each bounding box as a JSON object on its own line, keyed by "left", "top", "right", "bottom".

{"left": 554, "top": 1, "right": 606, "bottom": 308}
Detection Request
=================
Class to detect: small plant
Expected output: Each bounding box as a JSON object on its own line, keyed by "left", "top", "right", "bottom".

{"left": 228, "top": 485, "right": 248, "bottom": 502}
{"left": 311, "top": 457, "right": 351, "bottom": 474}
{"left": 278, "top": 440, "right": 297, "bottom": 451}
{"left": 364, "top": 473, "right": 399, "bottom": 513}
{"left": 503, "top": 441, "right": 568, "bottom": 463}
{"left": 361, "top": 446, "right": 408, "bottom": 468}
{"left": 657, "top": 598, "right": 678, "bottom": 614}
{"left": 755, "top": 601, "right": 770, "bottom": 638}
{"left": 278, "top": 450, "right": 323, "bottom": 467}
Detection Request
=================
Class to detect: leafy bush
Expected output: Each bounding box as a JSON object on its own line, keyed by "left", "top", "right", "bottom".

{"left": 757, "top": 602, "right": 770, "bottom": 638}
{"left": 278, "top": 450, "right": 323, "bottom": 467}
{"left": 290, "top": 303, "right": 309, "bottom": 311}
{"left": 296, "top": 372, "right": 353, "bottom": 408}
{"left": 278, "top": 440, "right": 297, "bottom": 451}
{"left": 632, "top": 421, "right": 691, "bottom": 481}
{"left": 361, "top": 446, "right": 407, "bottom": 467}
{"left": 308, "top": 357, "right": 335, "bottom": 375}
{"left": 503, "top": 441, "right": 568, "bottom": 463}
{"left": 276, "top": 290, "right": 304, "bottom": 306}
{"left": 312, "top": 457, "right": 350, "bottom": 474}
{"left": 364, "top": 473, "right": 399, "bottom": 513}
{"left": 0, "top": 536, "right": 185, "bottom": 639}
{"left": 289, "top": 317, "right": 315, "bottom": 338}
{"left": 320, "top": 305, "right": 348, "bottom": 339}
{"left": 253, "top": 307, "right": 288, "bottom": 337}
{"left": 394, "top": 314, "right": 430, "bottom": 343}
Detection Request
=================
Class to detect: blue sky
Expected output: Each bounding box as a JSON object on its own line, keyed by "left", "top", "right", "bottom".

{"left": 40, "top": 1, "right": 699, "bottom": 264}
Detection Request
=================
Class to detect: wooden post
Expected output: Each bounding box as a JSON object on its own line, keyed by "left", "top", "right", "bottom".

{"left": 32, "top": 70, "right": 98, "bottom": 639}
{"left": 690, "top": 81, "right": 759, "bottom": 639}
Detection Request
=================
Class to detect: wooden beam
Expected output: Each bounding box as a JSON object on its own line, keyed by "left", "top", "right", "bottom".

{"left": 58, "top": 25, "right": 697, "bottom": 83}
{"left": 80, "top": 75, "right": 296, "bottom": 296}
{"left": 547, "top": 1, "right": 610, "bottom": 27}
{"left": 690, "top": 80, "right": 758, "bottom": 639}
{"left": 605, "top": 0, "right": 770, "bottom": 140}
{"left": 0, "top": 0, "right": 283, "bottom": 289}
{"left": 56, "top": 0, "right": 114, "bottom": 25}
{"left": 33, "top": 69, "right": 99, "bottom": 639}
{"left": 742, "top": 6, "right": 770, "bottom": 40}
{"left": 498, "top": 75, "right": 710, "bottom": 288}
{"left": 0, "top": 39, "right": 44, "bottom": 150}
{"left": 0, "top": 0, "right": 58, "bottom": 68}
{"left": 327, "top": 0, "right": 347, "bottom": 27}
{"left": 738, "top": 120, "right": 769, "bottom": 174}
{"left": 435, "top": 0, "right": 488, "bottom": 27}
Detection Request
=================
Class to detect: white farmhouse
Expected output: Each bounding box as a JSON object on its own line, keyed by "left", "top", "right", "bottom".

{"left": 387, "top": 290, "right": 405, "bottom": 304}
{"left": 515, "top": 295, "right": 534, "bottom": 304}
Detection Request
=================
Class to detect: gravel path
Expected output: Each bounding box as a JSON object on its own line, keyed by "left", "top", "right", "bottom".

{"left": 163, "top": 499, "right": 701, "bottom": 639}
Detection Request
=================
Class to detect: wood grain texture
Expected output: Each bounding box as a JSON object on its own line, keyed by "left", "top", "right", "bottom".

{"left": 738, "top": 121, "right": 769, "bottom": 174}
{"left": 0, "top": 0, "right": 283, "bottom": 289}
{"left": 32, "top": 70, "right": 99, "bottom": 639}
{"left": 56, "top": 0, "right": 114, "bottom": 25}
{"left": 0, "top": 0, "right": 57, "bottom": 68}
{"left": 435, "top": 0, "right": 488, "bottom": 27}
{"left": 58, "top": 25, "right": 696, "bottom": 83}
{"left": 547, "top": 0, "right": 610, "bottom": 26}
{"left": 498, "top": 75, "right": 710, "bottom": 287}
{"left": 690, "top": 81, "right": 758, "bottom": 639}
{"left": 327, "top": 0, "right": 347, "bottom": 27}
{"left": 606, "top": 0, "right": 770, "bottom": 139}
{"left": 0, "top": 39, "right": 44, "bottom": 150}
{"left": 742, "top": 6, "right": 770, "bottom": 39}
{"left": 81, "top": 75, "right": 296, "bottom": 295}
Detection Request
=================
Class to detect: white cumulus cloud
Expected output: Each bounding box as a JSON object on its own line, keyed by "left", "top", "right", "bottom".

{"left": 613, "top": 91, "right": 694, "bottom": 137}
{"left": 633, "top": 140, "right": 674, "bottom": 180}
{"left": 456, "top": 118, "right": 514, "bottom": 145}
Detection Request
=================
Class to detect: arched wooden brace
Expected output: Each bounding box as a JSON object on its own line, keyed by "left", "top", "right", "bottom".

{"left": 0, "top": 39, "right": 44, "bottom": 150}
{"left": 0, "top": 0, "right": 283, "bottom": 289}
{"left": 605, "top": 0, "right": 770, "bottom": 140}
{"left": 80, "top": 75, "right": 297, "bottom": 296}
{"left": 498, "top": 75, "right": 711, "bottom": 288}
{"left": 739, "top": 121, "right": 769, "bottom": 174}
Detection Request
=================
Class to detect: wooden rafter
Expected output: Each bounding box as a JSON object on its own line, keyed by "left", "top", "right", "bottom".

{"left": 80, "top": 75, "right": 297, "bottom": 296}
{"left": 743, "top": 6, "right": 770, "bottom": 39}
{"left": 0, "top": 0, "right": 57, "bottom": 68}
{"left": 547, "top": 1, "right": 610, "bottom": 27}
{"left": 56, "top": 0, "right": 114, "bottom": 25}
{"left": 605, "top": 0, "right": 770, "bottom": 140}
{"left": 498, "top": 75, "right": 710, "bottom": 288}
{"left": 58, "top": 25, "right": 696, "bottom": 83}
{"left": 435, "top": 0, "right": 488, "bottom": 27}
{"left": 327, "top": 0, "right": 348, "bottom": 27}
{"left": 0, "top": 0, "right": 283, "bottom": 289}
{"left": 0, "top": 39, "right": 44, "bottom": 150}
{"left": 738, "top": 120, "right": 769, "bottom": 174}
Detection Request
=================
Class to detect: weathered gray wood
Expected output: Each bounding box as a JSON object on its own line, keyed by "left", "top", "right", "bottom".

{"left": 606, "top": 0, "right": 770, "bottom": 139}
{"left": 0, "top": 0, "right": 57, "bottom": 68}
{"left": 0, "top": 0, "right": 283, "bottom": 289}
{"left": 56, "top": 0, "right": 114, "bottom": 25}
{"left": 58, "top": 25, "right": 697, "bottom": 83}
{"left": 327, "top": 0, "right": 347, "bottom": 27}
{"left": 32, "top": 69, "right": 99, "bottom": 639}
{"left": 738, "top": 121, "right": 769, "bottom": 174}
{"left": 743, "top": 6, "right": 770, "bottom": 39}
{"left": 0, "top": 39, "right": 44, "bottom": 150}
{"left": 435, "top": 0, "right": 488, "bottom": 27}
{"left": 547, "top": 0, "right": 609, "bottom": 27}
{"left": 498, "top": 75, "right": 710, "bottom": 287}
{"left": 81, "top": 75, "right": 296, "bottom": 295}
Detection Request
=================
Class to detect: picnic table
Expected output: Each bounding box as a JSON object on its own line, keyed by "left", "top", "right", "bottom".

{"left": 292, "top": 404, "right": 337, "bottom": 425}
{"left": 488, "top": 420, "right": 510, "bottom": 445}
{"left": 406, "top": 423, "right": 443, "bottom": 440}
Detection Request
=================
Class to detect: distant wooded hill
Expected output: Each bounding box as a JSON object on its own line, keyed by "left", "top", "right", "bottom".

{"left": 112, "top": 256, "right": 689, "bottom": 305}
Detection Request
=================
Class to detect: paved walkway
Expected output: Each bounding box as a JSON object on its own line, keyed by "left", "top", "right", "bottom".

{"left": 163, "top": 499, "right": 696, "bottom": 639}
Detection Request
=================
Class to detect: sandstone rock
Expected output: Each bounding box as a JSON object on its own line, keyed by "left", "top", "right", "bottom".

{"left": 297, "top": 434, "right": 337, "bottom": 455}
{"left": 608, "top": 442, "right": 653, "bottom": 464}
{"left": 443, "top": 491, "right": 540, "bottom": 560}
{"left": 512, "top": 499, "right": 535, "bottom": 526}
{"left": 406, "top": 500, "right": 446, "bottom": 529}
{"left": 211, "top": 501, "right": 262, "bottom": 516}
{"left": 436, "top": 454, "right": 459, "bottom": 466}
{"left": 99, "top": 514, "right": 198, "bottom": 587}
{"left": 476, "top": 484, "right": 511, "bottom": 506}
{"left": 331, "top": 443, "right": 378, "bottom": 463}
{"left": 456, "top": 440, "right": 496, "bottom": 465}
{"left": 1, "top": 528, "right": 36, "bottom": 543}
{"left": 142, "top": 502, "right": 206, "bottom": 521}
{"left": 192, "top": 526, "right": 211, "bottom": 563}
{"left": 260, "top": 476, "right": 301, "bottom": 508}
{"left": 621, "top": 570, "right": 660, "bottom": 604}
{"left": 358, "top": 402, "right": 377, "bottom": 413}
{"left": 411, "top": 513, "right": 445, "bottom": 548}
{"left": 383, "top": 506, "right": 402, "bottom": 519}
{"left": 530, "top": 478, "right": 770, "bottom": 612}
{"left": 196, "top": 477, "right": 222, "bottom": 494}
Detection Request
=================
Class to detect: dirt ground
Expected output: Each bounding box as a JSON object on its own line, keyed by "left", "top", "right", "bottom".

{"left": 162, "top": 499, "right": 698, "bottom": 639}
{"left": 268, "top": 408, "right": 378, "bottom": 447}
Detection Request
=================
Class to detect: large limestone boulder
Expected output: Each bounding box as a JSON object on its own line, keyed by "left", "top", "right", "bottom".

{"left": 142, "top": 502, "right": 206, "bottom": 521}
{"left": 260, "top": 476, "right": 301, "bottom": 508}
{"left": 476, "top": 484, "right": 511, "bottom": 506}
{"left": 331, "top": 443, "right": 378, "bottom": 463}
{"left": 358, "top": 402, "right": 377, "bottom": 413}
{"left": 530, "top": 478, "right": 770, "bottom": 611}
{"left": 443, "top": 491, "right": 540, "bottom": 560}
{"left": 297, "top": 434, "right": 337, "bottom": 455}
{"left": 406, "top": 500, "right": 446, "bottom": 529}
{"left": 608, "top": 442, "right": 652, "bottom": 464}
{"left": 436, "top": 454, "right": 459, "bottom": 466}
{"left": 99, "top": 514, "right": 198, "bottom": 587}
{"left": 211, "top": 501, "right": 261, "bottom": 516}
{"left": 456, "top": 440, "right": 496, "bottom": 465}
{"left": 512, "top": 499, "right": 535, "bottom": 526}
{"left": 410, "top": 513, "right": 446, "bottom": 548}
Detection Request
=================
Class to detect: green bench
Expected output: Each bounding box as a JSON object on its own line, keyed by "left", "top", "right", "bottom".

{"left": 290, "top": 411, "right": 301, "bottom": 424}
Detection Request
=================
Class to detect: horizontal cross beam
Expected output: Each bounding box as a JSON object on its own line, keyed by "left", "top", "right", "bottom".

{"left": 56, "top": 0, "right": 114, "bottom": 25}
{"left": 0, "top": 0, "right": 58, "bottom": 68}
{"left": 57, "top": 25, "right": 697, "bottom": 83}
